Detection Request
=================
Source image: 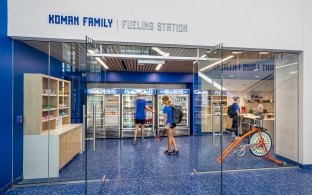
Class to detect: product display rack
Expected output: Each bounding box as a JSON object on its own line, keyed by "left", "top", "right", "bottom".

{"left": 24, "top": 74, "right": 72, "bottom": 134}
{"left": 86, "top": 95, "right": 105, "bottom": 137}
{"left": 193, "top": 89, "right": 228, "bottom": 133}
{"left": 193, "top": 90, "right": 211, "bottom": 133}
{"left": 86, "top": 88, "right": 121, "bottom": 138}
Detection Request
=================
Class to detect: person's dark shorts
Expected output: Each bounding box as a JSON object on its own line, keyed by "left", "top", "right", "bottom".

{"left": 165, "top": 123, "right": 176, "bottom": 129}
{"left": 170, "top": 123, "right": 176, "bottom": 128}
{"left": 135, "top": 119, "right": 146, "bottom": 124}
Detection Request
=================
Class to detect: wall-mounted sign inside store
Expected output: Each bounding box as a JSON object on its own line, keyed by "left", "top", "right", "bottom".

{"left": 87, "top": 88, "right": 120, "bottom": 95}
{"left": 158, "top": 89, "right": 190, "bottom": 95}
{"left": 121, "top": 88, "right": 156, "bottom": 95}
{"left": 212, "top": 63, "right": 274, "bottom": 72}
{"left": 48, "top": 14, "right": 188, "bottom": 33}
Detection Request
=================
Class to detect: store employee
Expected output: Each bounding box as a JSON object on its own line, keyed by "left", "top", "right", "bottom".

{"left": 254, "top": 100, "right": 264, "bottom": 118}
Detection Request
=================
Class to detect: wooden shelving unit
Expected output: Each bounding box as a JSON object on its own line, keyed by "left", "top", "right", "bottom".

{"left": 24, "top": 74, "right": 71, "bottom": 134}
{"left": 23, "top": 74, "right": 82, "bottom": 179}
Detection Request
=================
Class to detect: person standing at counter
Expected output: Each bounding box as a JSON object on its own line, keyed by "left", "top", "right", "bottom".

{"left": 231, "top": 96, "right": 241, "bottom": 136}
{"left": 254, "top": 99, "right": 264, "bottom": 118}
{"left": 133, "top": 92, "right": 155, "bottom": 145}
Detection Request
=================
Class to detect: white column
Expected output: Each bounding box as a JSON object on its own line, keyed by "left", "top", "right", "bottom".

{"left": 302, "top": 0, "right": 312, "bottom": 166}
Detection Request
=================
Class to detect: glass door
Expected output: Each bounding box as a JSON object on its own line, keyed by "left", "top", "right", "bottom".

{"left": 193, "top": 45, "right": 226, "bottom": 194}
{"left": 85, "top": 37, "right": 107, "bottom": 194}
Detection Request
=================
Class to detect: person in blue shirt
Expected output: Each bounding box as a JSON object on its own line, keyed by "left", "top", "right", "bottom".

{"left": 231, "top": 96, "right": 241, "bottom": 136}
{"left": 133, "top": 92, "right": 154, "bottom": 144}
{"left": 162, "top": 95, "right": 179, "bottom": 155}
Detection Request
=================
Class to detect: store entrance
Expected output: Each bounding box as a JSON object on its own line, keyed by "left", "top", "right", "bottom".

{"left": 11, "top": 38, "right": 300, "bottom": 194}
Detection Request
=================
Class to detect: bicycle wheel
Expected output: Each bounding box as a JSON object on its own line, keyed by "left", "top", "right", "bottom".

{"left": 249, "top": 131, "right": 272, "bottom": 157}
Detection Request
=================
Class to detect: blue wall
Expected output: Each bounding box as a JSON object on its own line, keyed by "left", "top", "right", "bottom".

{"left": 0, "top": 37, "right": 13, "bottom": 192}
{"left": 13, "top": 40, "right": 62, "bottom": 180}
{"left": 0, "top": 0, "right": 6, "bottom": 36}
{"left": 12, "top": 40, "right": 62, "bottom": 183}
{"left": 0, "top": 36, "right": 63, "bottom": 191}
{"left": 86, "top": 71, "right": 193, "bottom": 83}
{"left": 0, "top": 0, "right": 12, "bottom": 192}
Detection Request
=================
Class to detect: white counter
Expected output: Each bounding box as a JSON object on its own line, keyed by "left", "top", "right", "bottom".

{"left": 24, "top": 124, "right": 82, "bottom": 179}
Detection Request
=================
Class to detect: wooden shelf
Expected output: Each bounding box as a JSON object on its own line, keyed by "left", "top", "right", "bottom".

{"left": 24, "top": 74, "right": 71, "bottom": 135}
{"left": 42, "top": 108, "right": 57, "bottom": 111}
{"left": 42, "top": 118, "right": 56, "bottom": 122}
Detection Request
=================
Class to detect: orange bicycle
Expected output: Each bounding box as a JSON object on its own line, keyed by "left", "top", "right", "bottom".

{"left": 216, "top": 120, "right": 286, "bottom": 166}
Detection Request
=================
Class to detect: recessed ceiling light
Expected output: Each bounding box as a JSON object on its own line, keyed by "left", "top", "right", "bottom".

{"left": 155, "top": 64, "right": 163, "bottom": 71}
{"left": 232, "top": 51, "right": 242, "bottom": 54}
{"left": 199, "top": 55, "right": 234, "bottom": 71}
{"left": 254, "top": 75, "right": 260, "bottom": 78}
{"left": 95, "top": 57, "right": 108, "bottom": 69}
{"left": 289, "top": 71, "right": 298, "bottom": 74}
{"left": 152, "top": 47, "right": 169, "bottom": 56}
{"left": 253, "top": 69, "right": 259, "bottom": 71}
{"left": 229, "top": 75, "right": 235, "bottom": 78}
{"left": 259, "top": 52, "right": 269, "bottom": 55}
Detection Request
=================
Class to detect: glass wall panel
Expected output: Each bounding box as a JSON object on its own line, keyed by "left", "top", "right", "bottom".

{"left": 219, "top": 50, "right": 299, "bottom": 172}
{"left": 193, "top": 46, "right": 225, "bottom": 194}
{"left": 13, "top": 40, "right": 52, "bottom": 185}
{"left": 12, "top": 40, "right": 87, "bottom": 189}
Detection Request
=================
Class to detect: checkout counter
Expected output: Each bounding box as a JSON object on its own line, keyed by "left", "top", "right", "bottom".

{"left": 240, "top": 113, "right": 275, "bottom": 144}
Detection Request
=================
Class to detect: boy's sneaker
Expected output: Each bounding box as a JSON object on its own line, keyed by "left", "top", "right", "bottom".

{"left": 172, "top": 150, "right": 179, "bottom": 154}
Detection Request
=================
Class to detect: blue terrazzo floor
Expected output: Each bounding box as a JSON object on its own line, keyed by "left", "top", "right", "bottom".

{"left": 4, "top": 135, "right": 309, "bottom": 194}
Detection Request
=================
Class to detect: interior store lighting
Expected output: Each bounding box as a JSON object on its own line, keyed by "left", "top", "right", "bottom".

{"left": 289, "top": 71, "right": 298, "bottom": 74}
{"left": 88, "top": 50, "right": 95, "bottom": 54}
{"left": 95, "top": 57, "right": 109, "bottom": 69}
{"left": 276, "top": 62, "right": 298, "bottom": 69}
{"left": 152, "top": 47, "right": 169, "bottom": 56}
{"left": 259, "top": 52, "right": 270, "bottom": 55}
{"left": 193, "top": 54, "right": 207, "bottom": 64}
{"left": 155, "top": 64, "right": 163, "bottom": 71}
{"left": 88, "top": 49, "right": 108, "bottom": 69}
{"left": 199, "top": 55, "right": 234, "bottom": 72}
{"left": 232, "top": 51, "right": 242, "bottom": 54}
{"left": 198, "top": 72, "right": 227, "bottom": 91}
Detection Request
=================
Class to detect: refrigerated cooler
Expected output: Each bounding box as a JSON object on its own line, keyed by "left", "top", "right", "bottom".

{"left": 157, "top": 89, "right": 190, "bottom": 136}
{"left": 193, "top": 90, "right": 211, "bottom": 133}
{"left": 121, "top": 88, "right": 156, "bottom": 138}
{"left": 87, "top": 88, "right": 120, "bottom": 138}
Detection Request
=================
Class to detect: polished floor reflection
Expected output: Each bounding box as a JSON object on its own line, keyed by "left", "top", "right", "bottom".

{"left": 7, "top": 135, "right": 301, "bottom": 194}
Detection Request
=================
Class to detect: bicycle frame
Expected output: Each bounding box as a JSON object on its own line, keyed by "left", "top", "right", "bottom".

{"left": 216, "top": 126, "right": 285, "bottom": 166}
